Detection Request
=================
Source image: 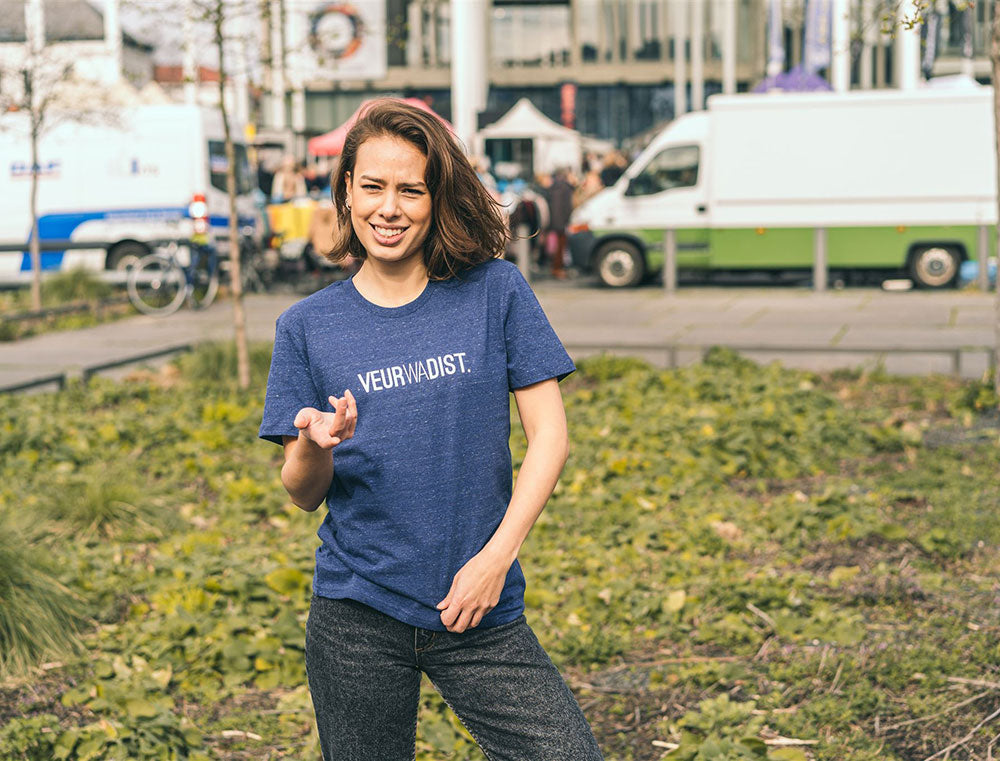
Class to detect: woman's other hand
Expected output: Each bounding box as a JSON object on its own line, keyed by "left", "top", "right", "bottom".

{"left": 294, "top": 390, "right": 357, "bottom": 449}
{"left": 436, "top": 546, "right": 513, "bottom": 633}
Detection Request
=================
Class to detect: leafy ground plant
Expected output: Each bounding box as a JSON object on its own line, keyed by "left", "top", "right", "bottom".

{"left": 0, "top": 268, "right": 135, "bottom": 341}
{"left": 0, "top": 345, "right": 997, "bottom": 760}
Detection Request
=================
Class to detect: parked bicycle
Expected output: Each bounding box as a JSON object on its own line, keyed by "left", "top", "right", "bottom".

{"left": 126, "top": 239, "right": 219, "bottom": 317}
{"left": 233, "top": 232, "right": 272, "bottom": 294}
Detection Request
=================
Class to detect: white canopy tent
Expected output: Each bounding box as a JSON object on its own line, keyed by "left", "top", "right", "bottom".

{"left": 474, "top": 98, "right": 582, "bottom": 177}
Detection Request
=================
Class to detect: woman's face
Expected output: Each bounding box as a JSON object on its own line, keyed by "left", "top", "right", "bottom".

{"left": 345, "top": 135, "right": 432, "bottom": 269}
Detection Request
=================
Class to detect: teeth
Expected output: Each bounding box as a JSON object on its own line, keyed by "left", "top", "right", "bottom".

{"left": 374, "top": 226, "right": 405, "bottom": 238}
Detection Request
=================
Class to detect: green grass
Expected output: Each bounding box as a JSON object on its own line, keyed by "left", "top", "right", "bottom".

{"left": 36, "top": 465, "right": 175, "bottom": 542}
{"left": 40, "top": 268, "right": 113, "bottom": 305}
{"left": 0, "top": 511, "right": 86, "bottom": 678}
{"left": 0, "top": 268, "right": 112, "bottom": 314}
{"left": 0, "top": 344, "right": 997, "bottom": 760}
{"left": 0, "top": 268, "right": 136, "bottom": 342}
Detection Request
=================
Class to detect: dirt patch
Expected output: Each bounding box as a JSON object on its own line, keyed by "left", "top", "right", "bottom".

{"left": 0, "top": 665, "right": 95, "bottom": 725}
{"left": 923, "top": 411, "right": 1000, "bottom": 449}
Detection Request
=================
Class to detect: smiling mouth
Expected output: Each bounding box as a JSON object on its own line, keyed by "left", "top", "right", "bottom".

{"left": 371, "top": 224, "right": 408, "bottom": 242}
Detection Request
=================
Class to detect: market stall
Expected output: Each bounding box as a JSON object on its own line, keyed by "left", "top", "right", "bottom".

{"left": 307, "top": 97, "right": 452, "bottom": 156}
{"left": 474, "top": 98, "right": 583, "bottom": 179}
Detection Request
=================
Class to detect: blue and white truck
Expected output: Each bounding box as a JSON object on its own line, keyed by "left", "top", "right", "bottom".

{"left": 0, "top": 103, "right": 260, "bottom": 281}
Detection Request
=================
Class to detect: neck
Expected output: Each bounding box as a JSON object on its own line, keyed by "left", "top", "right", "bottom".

{"left": 352, "top": 257, "right": 429, "bottom": 308}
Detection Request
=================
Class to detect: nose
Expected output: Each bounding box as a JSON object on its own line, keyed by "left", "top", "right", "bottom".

{"left": 377, "top": 189, "right": 401, "bottom": 219}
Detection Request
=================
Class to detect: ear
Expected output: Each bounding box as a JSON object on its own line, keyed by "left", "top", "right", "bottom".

{"left": 344, "top": 171, "right": 353, "bottom": 207}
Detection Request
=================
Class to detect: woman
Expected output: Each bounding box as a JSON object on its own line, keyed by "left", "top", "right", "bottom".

{"left": 259, "top": 100, "right": 604, "bottom": 761}
{"left": 270, "top": 154, "right": 307, "bottom": 202}
{"left": 544, "top": 168, "right": 574, "bottom": 280}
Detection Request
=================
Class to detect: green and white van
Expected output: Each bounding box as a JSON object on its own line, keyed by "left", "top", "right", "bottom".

{"left": 568, "top": 85, "right": 997, "bottom": 288}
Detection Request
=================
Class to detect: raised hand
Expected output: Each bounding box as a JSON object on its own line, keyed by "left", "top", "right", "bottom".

{"left": 293, "top": 389, "right": 357, "bottom": 449}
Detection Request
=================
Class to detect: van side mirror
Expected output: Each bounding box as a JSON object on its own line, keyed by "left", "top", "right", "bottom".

{"left": 624, "top": 177, "right": 647, "bottom": 197}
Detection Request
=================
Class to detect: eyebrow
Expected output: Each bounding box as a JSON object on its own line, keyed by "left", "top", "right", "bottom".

{"left": 359, "top": 174, "right": 427, "bottom": 190}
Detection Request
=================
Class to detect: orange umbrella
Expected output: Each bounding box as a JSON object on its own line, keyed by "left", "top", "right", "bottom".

{"left": 307, "top": 97, "right": 453, "bottom": 156}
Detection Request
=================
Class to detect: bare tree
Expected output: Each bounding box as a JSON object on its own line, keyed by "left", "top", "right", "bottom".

{"left": 124, "top": 0, "right": 257, "bottom": 388}
{"left": 207, "top": 0, "right": 251, "bottom": 390}
{"left": 168, "top": 0, "right": 257, "bottom": 388}
{"left": 992, "top": 1, "right": 1000, "bottom": 398}
{"left": 0, "top": 4, "right": 117, "bottom": 310}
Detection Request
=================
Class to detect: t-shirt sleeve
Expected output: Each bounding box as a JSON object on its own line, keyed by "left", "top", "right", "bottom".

{"left": 503, "top": 266, "right": 576, "bottom": 390}
{"left": 258, "top": 312, "right": 324, "bottom": 446}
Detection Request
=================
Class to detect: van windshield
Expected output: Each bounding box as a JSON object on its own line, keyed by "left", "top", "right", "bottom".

{"left": 209, "top": 141, "right": 255, "bottom": 195}
{"left": 626, "top": 145, "right": 700, "bottom": 196}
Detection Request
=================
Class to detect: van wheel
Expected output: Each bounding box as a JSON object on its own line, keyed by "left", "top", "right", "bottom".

{"left": 596, "top": 240, "right": 645, "bottom": 288}
{"left": 909, "top": 246, "right": 960, "bottom": 289}
{"left": 107, "top": 242, "right": 148, "bottom": 273}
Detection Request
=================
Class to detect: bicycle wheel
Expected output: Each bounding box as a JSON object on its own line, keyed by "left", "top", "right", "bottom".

{"left": 127, "top": 255, "right": 187, "bottom": 316}
{"left": 238, "top": 237, "right": 266, "bottom": 294}
{"left": 188, "top": 246, "right": 219, "bottom": 309}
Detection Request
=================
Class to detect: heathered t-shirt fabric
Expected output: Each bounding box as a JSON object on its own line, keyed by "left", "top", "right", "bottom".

{"left": 258, "top": 257, "right": 575, "bottom": 631}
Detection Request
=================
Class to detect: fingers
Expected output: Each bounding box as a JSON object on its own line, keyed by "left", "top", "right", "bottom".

{"left": 329, "top": 394, "right": 347, "bottom": 438}
{"left": 345, "top": 389, "right": 358, "bottom": 437}
{"left": 436, "top": 592, "right": 452, "bottom": 611}
{"left": 438, "top": 598, "right": 490, "bottom": 633}
{"left": 449, "top": 608, "right": 476, "bottom": 634}
{"left": 293, "top": 407, "right": 317, "bottom": 429}
{"left": 326, "top": 391, "right": 357, "bottom": 445}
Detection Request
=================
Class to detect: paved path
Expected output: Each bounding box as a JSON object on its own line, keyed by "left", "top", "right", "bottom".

{"left": 1, "top": 278, "right": 997, "bottom": 391}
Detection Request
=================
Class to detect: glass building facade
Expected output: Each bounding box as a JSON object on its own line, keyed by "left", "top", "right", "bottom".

{"left": 283, "top": 0, "right": 996, "bottom": 147}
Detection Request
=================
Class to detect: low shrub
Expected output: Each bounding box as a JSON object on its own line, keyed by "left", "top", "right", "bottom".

{"left": 172, "top": 341, "right": 274, "bottom": 388}
{"left": 0, "top": 511, "right": 86, "bottom": 678}
{"left": 41, "top": 267, "right": 112, "bottom": 306}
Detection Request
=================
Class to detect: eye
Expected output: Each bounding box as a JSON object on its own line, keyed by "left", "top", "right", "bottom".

{"left": 361, "top": 184, "right": 380, "bottom": 191}
{"left": 403, "top": 188, "right": 425, "bottom": 196}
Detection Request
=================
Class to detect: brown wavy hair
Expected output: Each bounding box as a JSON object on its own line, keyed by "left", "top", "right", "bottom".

{"left": 325, "top": 99, "right": 508, "bottom": 280}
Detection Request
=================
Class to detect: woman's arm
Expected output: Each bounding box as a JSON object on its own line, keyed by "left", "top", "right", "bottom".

{"left": 280, "top": 391, "right": 357, "bottom": 512}
{"left": 281, "top": 435, "right": 335, "bottom": 512}
{"left": 486, "top": 377, "right": 569, "bottom": 563}
{"left": 436, "top": 377, "right": 569, "bottom": 632}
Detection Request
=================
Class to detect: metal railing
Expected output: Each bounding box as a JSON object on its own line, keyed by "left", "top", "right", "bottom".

{"left": 0, "top": 240, "right": 114, "bottom": 253}
{"left": 564, "top": 342, "right": 995, "bottom": 376}
{"left": 1, "top": 295, "right": 133, "bottom": 326}
{"left": 0, "top": 344, "right": 193, "bottom": 394}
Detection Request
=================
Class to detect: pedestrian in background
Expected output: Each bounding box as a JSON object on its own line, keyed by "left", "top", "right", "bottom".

{"left": 599, "top": 150, "right": 628, "bottom": 188}
{"left": 472, "top": 155, "right": 499, "bottom": 196}
{"left": 271, "top": 155, "right": 307, "bottom": 202}
{"left": 545, "top": 167, "right": 574, "bottom": 280}
{"left": 257, "top": 155, "right": 276, "bottom": 198}
{"left": 304, "top": 159, "right": 332, "bottom": 197}
{"left": 258, "top": 100, "right": 604, "bottom": 761}
{"left": 506, "top": 179, "right": 548, "bottom": 270}
{"left": 574, "top": 164, "right": 605, "bottom": 207}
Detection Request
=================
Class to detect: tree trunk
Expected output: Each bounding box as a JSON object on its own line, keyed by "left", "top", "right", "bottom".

{"left": 29, "top": 102, "right": 42, "bottom": 311}
{"left": 215, "top": 1, "right": 251, "bottom": 390}
{"left": 993, "top": 0, "right": 1000, "bottom": 399}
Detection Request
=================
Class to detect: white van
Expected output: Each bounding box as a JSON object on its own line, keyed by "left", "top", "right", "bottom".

{"left": 0, "top": 104, "right": 260, "bottom": 280}
{"left": 569, "top": 86, "right": 997, "bottom": 288}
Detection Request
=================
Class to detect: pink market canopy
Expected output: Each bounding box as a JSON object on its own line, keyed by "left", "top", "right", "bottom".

{"left": 307, "top": 98, "right": 453, "bottom": 156}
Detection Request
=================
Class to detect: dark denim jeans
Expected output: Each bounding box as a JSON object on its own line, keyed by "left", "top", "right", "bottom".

{"left": 305, "top": 595, "right": 605, "bottom": 761}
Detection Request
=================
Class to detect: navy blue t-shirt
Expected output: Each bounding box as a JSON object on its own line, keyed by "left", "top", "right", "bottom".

{"left": 258, "top": 257, "right": 575, "bottom": 631}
